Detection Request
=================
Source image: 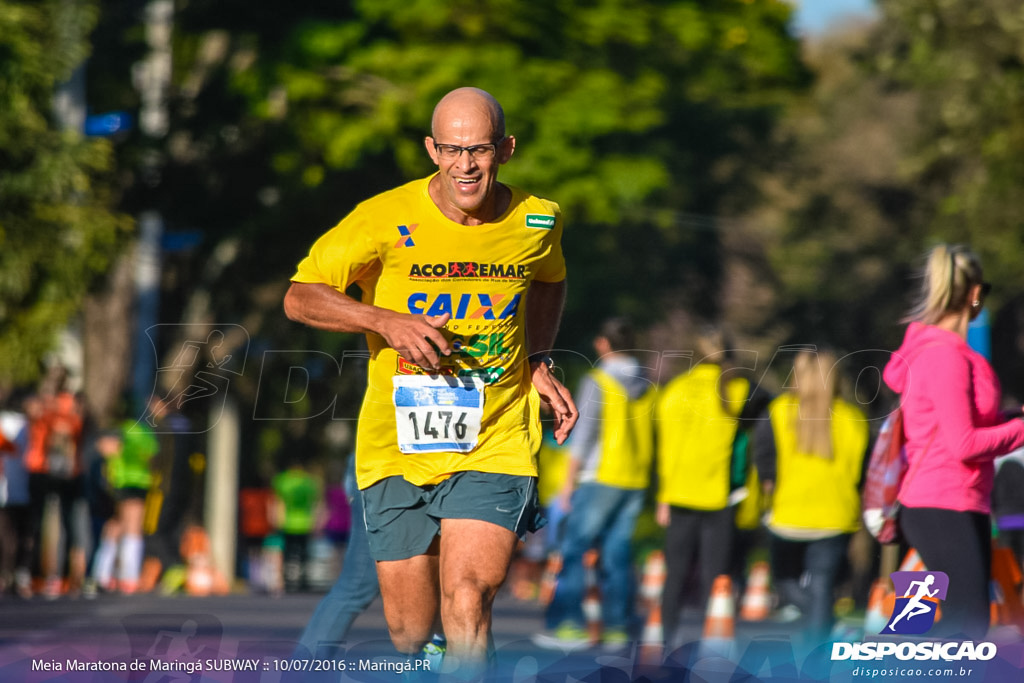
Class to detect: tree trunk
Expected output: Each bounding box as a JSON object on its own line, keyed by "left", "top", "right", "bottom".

{"left": 82, "top": 252, "right": 135, "bottom": 428}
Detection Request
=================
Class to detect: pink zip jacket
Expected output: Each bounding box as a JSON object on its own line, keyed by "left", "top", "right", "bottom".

{"left": 883, "top": 322, "right": 1024, "bottom": 513}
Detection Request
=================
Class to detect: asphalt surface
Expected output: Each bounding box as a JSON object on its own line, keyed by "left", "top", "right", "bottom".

{"left": 2, "top": 586, "right": 1023, "bottom": 682}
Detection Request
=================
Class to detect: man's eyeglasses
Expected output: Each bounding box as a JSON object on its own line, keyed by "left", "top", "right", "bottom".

{"left": 432, "top": 137, "right": 506, "bottom": 161}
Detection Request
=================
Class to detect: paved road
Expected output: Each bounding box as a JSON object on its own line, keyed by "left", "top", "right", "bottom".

{"left": 0, "top": 586, "right": 833, "bottom": 682}
{"left": 2, "top": 588, "right": 1021, "bottom": 682}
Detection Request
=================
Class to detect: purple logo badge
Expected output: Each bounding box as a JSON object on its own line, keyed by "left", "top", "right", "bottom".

{"left": 885, "top": 571, "right": 949, "bottom": 635}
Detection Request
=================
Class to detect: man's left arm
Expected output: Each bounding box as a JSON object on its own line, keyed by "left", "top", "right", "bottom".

{"left": 526, "top": 279, "right": 578, "bottom": 444}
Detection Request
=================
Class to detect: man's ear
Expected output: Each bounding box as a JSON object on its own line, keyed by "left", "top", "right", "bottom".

{"left": 497, "top": 135, "right": 516, "bottom": 164}
{"left": 424, "top": 136, "right": 440, "bottom": 164}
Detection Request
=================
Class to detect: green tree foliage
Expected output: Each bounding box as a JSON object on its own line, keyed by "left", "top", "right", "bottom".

{"left": 872, "top": 0, "right": 1024, "bottom": 294}
{"left": 151, "top": 0, "right": 808, "bottom": 350}
{"left": 746, "top": 0, "right": 1024, "bottom": 377}
{"left": 0, "top": 0, "right": 130, "bottom": 385}
{"left": 739, "top": 22, "right": 925, "bottom": 358}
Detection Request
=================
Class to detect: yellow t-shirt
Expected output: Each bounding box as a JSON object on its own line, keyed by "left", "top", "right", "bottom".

{"left": 292, "top": 176, "right": 566, "bottom": 489}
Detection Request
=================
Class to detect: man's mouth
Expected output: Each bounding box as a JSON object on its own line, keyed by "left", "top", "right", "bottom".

{"left": 456, "top": 177, "right": 480, "bottom": 187}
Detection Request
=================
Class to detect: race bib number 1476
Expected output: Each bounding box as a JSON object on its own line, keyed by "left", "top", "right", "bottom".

{"left": 393, "top": 375, "right": 485, "bottom": 453}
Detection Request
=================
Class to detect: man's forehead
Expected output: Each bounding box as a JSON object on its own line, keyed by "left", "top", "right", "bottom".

{"left": 434, "top": 107, "right": 496, "bottom": 133}
{"left": 431, "top": 89, "right": 503, "bottom": 137}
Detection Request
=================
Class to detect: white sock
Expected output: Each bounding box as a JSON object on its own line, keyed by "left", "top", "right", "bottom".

{"left": 119, "top": 535, "right": 144, "bottom": 583}
{"left": 93, "top": 538, "right": 118, "bottom": 585}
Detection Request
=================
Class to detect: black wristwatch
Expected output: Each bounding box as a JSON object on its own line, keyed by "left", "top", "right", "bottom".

{"left": 528, "top": 353, "right": 555, "bottom": 370}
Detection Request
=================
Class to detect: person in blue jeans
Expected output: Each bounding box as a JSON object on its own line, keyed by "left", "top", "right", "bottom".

{"left": 293, "top": 456, "right": 379, "bottom": 658}
{"left": 534, "top": 317, "right": 654, "bottom": 650}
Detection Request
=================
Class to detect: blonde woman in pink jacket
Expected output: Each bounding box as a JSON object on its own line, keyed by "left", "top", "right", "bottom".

{"left": 883, "top": 244, "right": 1024, "bottom": 639}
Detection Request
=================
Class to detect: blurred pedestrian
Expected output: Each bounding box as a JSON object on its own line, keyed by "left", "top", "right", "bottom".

{"left": 535, "top": 317, "right": 654, "bottom": 650}
{"left": 271, "top": 453, "right": 322, "bottom": 593}
{"left": 320, "top": 458, "right": 351, "bottom": 556}
{"left": 0, "top": 397, "right": 33, "bottom": 598}
{"left": 23, "top": 367, "right": 86, "bottom": 598}
{"left": 86, "top": 430, "right": 124, "bottom": 593}
{"left": 883, "top": 243, "right": 1024, "bottom": 640}
{"left": 140, "top": 396, "right": 193, "bottom": 587}
{"left": 92, "top": 419, "right": 159, "bottom": 594}
{"left": 993, "top": 448, "right": 1024, "bottom": 572}
{"left": 655, "top": 324, "right": 752, "bottom": 648}
{"left": 239, "top": 478, "right": 274, "bottom": 593}
{"left": 81, "top": 429, "right": 119, "bottom": 598}
{"left": 754, "top": 348, "right": 869, "bottom": 644}
{"left": 292, "top": 455, "right": 380, "bottom": 658}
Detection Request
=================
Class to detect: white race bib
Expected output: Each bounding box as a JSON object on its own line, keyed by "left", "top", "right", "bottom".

{"left": 392, "top": 375, "right": 485, "bottom": 454}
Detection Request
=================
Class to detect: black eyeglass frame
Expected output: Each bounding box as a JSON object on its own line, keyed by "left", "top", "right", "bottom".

{"left": 431, "top": 137, "right": 508, "bottom": 160}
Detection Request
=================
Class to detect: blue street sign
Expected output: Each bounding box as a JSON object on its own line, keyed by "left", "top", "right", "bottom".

{"left": 84, "top": 111, "right": 133, "bottom": 137}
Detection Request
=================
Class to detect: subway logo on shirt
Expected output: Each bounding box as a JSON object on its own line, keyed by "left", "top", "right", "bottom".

{"left": 407, "top": 292, "right": 522, "bottom": 319}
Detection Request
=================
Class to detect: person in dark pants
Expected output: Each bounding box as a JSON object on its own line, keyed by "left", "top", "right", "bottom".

{"left": 755, "top": 348, "right": 869, "bottom": 646}
{"left": 654, "top": 325, "right": 750, "bottom": 649}
{"left": 883, "top": 244, "right": 1024, "bottom": 640}
{"left": 272, "top": 454, "right": 321, "bottom": 593}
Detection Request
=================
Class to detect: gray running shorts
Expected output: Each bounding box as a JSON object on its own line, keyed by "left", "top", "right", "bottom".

{"left": 360, "top": 471, "right": 544, "bottom": 562}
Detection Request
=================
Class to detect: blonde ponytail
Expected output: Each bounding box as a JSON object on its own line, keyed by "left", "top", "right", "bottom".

{"left": 906, "top": 244, "right": 983, "bottom": 324}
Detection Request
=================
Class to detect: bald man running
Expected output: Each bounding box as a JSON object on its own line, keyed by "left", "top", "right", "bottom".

{"left": 284, "top": 87, "right": 577, "bottom": 677}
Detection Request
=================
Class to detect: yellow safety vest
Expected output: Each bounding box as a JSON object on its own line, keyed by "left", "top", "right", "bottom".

{"left": 656, "top": 365, "right": 749, "bottom": 510}
{"left": 767, "top": 394, "right": 868, "bottom": 533}
{"left": 590, "top": 369, "right": 655, "bottom": 490}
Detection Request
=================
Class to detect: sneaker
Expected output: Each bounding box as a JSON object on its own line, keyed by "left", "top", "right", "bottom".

{"left": 420, "top": 634, "right": 446, "bottom": 671}
{"left": 531, "top": 622, "right": 591, "bottom": 650}
{"left": 14, "top": 569, "right": 32, "bottom": 599}
{"left": 42, "top": 577, "right": 63, "bottom": 600}
{"left": 82, "top": 578, "right": 98, "bottom": 600}
{"left": 601, "top": 627, "right": 631, "bottom": 652}
{"left": 772, "top": 604, "right": 803, "bottom": 623}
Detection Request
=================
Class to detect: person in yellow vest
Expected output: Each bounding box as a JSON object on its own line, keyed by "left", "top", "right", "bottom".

{"left": 534, "top": 317, "right": 654, "bottom": 649}
{"left": 753, "top": 348, "right": 869, "bottom": 645}
{"left": 655, "top": 325, "right": 752, "bottom": 649}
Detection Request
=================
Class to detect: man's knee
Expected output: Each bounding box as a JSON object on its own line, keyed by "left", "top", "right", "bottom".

{"left": 386, "top": 618, "right": 431, "bottom": 654}
{"left": 443, "top": 575, "right": 501, "bottom": 619}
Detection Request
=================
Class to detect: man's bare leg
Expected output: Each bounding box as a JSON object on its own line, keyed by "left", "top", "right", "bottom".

{"left": 376, "top": 542, "right": 440, "bottom": 654}
{"left": 438, "top": 519, "right": 518, "bottom": 675}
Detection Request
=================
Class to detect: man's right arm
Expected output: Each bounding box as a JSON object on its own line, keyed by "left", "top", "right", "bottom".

{"left": 283, "top": 282, "right": 451, "bottom": 372}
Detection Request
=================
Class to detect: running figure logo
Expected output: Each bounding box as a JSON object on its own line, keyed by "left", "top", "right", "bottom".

{"left": 885, "top": 571, "right": 949, "bottom": 635}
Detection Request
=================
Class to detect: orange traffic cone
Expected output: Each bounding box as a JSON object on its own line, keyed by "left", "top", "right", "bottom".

{"left": 180, "top": 525, "right": 231, "bottom": 597}
{"left": 739, "top": 561, "right": 772, "bottom": 621}
{"left": 701, "top": 575, "right": 736, "bottom": 657}
{"left": 990, "top": 546, "right": 1024, "bottom": 628}
{"left": 582, "top": 549, "right": 603, "bottom": 645}
{"left": 640, "top": 550, "right": 666, "bottom": 611}
{"left": 900, "top": 549, "right": 926, "bottom": 572}
{"left": 637, "top": 602, "right": 664, "bottom": 667}
{"left": 538, "top": 552, "right": 562, "bottom": 606}
{"left": 990, "top": 580, "right": 1002, "bottom": 627}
